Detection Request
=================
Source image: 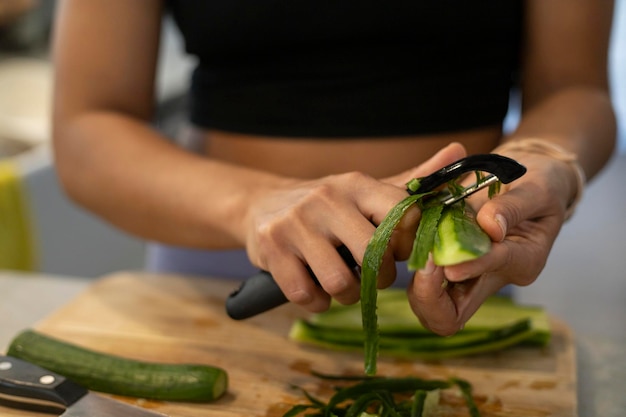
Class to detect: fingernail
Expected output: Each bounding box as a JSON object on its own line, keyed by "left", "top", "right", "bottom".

{"left": 495, "top": 214, "right": 507, "bottom": 241}
{"left": 419, "top": 258, "right": 436, "bottom": 276}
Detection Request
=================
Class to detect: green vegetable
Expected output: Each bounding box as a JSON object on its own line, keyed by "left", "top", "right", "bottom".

{"left": 410, "top": 390, "right": 428, "bottom": 417}
{"left": 7, "top": 329, "right": 228, "bottom": 402}
{"left": 407, "top": 204, "right": 443, "bottom": 271}
{"left": 360, "top": 173, "right": 504, "bottom": 374}
{"left": 452, "top": 378, "right": 481, "bottom": 417}
{"left": 290, "top": 317, "right": 534, "bottom": 359}
{"left": 310, "top": 290, "right": 544, "bottom": 332}
{"left": 360, "top": 193, "right": 426, "bottom": 375}
{"left": 290, "top": 291, "right": 550, "bottom": 359}
{"left": 431, "top": 202, "right": 491, "bottom": 266}
{"left": 282, "top": 373, "right": 480, "bottom": 417}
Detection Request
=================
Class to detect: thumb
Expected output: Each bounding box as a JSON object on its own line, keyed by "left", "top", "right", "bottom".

{"left": 384, "top": 142, "right": 468, "bottom": 188}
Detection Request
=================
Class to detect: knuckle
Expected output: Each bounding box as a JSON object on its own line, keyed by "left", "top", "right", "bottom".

{"left": 307, "top": 182, "right": 336, "bottom": 203}
{"left": 285, "top": 288, "right": 314, "bottom": 305}
{"left": 339, "top": 170, "right": 370, "bottom": 184}
{"left": 320, "top": 270, "right": 353, "bottom": 296}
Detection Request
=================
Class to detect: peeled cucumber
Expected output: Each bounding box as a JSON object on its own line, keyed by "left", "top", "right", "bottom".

{"left": 289, "top": 291, "right": 550, "bottom": 360}
{"left": 432, "top": 202, "right": 491, "bottom": 266}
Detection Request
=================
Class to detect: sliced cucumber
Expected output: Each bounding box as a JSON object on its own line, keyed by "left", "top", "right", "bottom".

{"left": 290, "top": 290, "right": 551, "bottom": 360}
{"left": 309, "top": 291, "right": 550, "bottom": 340}
{"left": 432, "top": 202, "right": 491, "bottom": 266}
{"left": 290, "top": 318, "right": 535, "bottom": 360}
{"left": 7, "top": 329, "right": 228, "bottom": 402}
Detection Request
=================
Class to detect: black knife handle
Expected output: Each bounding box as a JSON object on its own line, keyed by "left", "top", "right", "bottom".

{"left": 226, "top": 245, "right": 358, "bottom": 320}
{"left": 0, "top": 355, "right": 86, "bottom": 408}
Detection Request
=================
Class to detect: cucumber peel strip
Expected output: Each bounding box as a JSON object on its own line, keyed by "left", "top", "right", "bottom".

{"left": 407, "top": 204, "right": 443, "bottom": 271}
{"left": 282, "top": 373, "right": 478, "bottom": 417}
{"left": 361, "top": 193, "right": 427, "bottom": 375}
{"left": 360, "top": 174, "right": 504, "bottom": 375}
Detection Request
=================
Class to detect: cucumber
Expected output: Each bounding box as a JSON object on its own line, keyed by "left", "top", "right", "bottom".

{"left": 360, "top": 193, "right": 425, "bottom": 375}
{"left": 290, "top": 318, "right": 534, "bottom": 359}
{"left": 432, "top": 202, "right": 491, "bottom": 266}
{"left": 290, "top": 291, "right": 550, "bottom": 360}
{"left": 308, "top": 291, "right": 550, "bottom": 341}
{"left": 359, "top": 173, "right": 513, "bottom": 374}
{"left": 407, "top": 204, "right": 444, "bottom": 270}
{"left": 7, "top": 329, "right": 228, "bottom": 402}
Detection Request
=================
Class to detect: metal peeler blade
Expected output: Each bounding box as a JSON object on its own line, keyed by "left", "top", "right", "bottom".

{"left": 407, "top": 153, "right": 527, "bottom": 206}
{"left": 407, "top": 153, "right": 526, "bottom": 194}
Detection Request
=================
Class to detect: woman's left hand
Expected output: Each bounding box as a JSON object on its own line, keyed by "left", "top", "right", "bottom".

{"left": 406, "top": 150, "right": 578, "bottom": 336}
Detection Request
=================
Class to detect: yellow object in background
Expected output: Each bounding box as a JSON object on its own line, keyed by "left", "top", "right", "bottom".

{"left": 0, "top": 160, "right": 36, "bottom": 270}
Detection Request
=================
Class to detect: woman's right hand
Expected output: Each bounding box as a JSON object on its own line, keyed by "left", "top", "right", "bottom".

{"left": 242, "top": 142, "right": 468, "bottom": 313}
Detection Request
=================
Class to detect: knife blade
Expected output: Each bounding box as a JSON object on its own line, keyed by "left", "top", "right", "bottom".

{"left": 0, "top": 355, "right": 167, "bottom": 417}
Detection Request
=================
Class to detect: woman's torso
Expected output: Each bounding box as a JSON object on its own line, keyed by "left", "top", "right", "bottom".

{"left": 166, "top": 0, "right": 523, "bottom": 177}
{"left": 153, "top": 1, "right": 522, "bottom": 278}
{"left": 188, "top": 127, "right": 503, "bottom": 178}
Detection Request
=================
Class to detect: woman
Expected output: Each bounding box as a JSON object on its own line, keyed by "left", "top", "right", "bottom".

{"left": 51, "top": 0, "right": 616, "bottom": 335}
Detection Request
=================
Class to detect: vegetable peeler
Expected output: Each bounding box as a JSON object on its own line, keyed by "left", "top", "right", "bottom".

{"left": 225, "top": 153, "right": 526, "bottom": 320}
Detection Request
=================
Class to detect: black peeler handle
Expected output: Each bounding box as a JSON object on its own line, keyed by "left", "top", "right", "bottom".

{"left": 408, "top": 153, "right": 527, "bottom": 195}
{"left": 225, "top": 153, "right": 526, "bottom": 320}
{"left": 225, "top": 246, "right": 357, "bottom": 320}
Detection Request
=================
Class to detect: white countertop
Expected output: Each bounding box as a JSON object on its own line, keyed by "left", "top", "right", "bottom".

{"left": 0, "top": 271, "right": 90, "bottom": 348}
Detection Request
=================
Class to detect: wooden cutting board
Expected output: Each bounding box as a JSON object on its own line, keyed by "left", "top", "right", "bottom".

{"left": 2, "top": 272, "right": 577, "bottom": 417}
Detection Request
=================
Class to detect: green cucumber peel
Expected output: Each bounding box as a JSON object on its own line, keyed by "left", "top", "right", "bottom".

{"left": 410, "top": 390, "right": 428, "bottom": 417}
{"left": 360, "top": 173, "right": 504, "bottom": 375}
{"left": 407, "top": 204, "right": 443, "bottom": 271}
{"left": 361, "top": 193, "right": 427, "bottom": 375}
{"left": 282, "top": 374, "right": 479, "bottom": 417}
{"left": 303, "top": 290, "right": 550, "bottom": 341}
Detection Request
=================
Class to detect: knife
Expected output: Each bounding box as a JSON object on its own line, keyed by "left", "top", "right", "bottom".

{"left": 225, "top": 154, "right": 526, "bottom": 320}
{"left": 0, "top": 355, "right": 167, "bottom": 416}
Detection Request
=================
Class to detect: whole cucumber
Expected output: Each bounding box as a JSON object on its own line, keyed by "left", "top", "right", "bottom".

{"left": 7, "top": 329, "right": 228, "bottom": 402}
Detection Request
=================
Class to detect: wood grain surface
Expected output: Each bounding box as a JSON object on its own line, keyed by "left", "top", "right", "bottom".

{"left": 1, "top": 272, "right": 577, "bottom": 417}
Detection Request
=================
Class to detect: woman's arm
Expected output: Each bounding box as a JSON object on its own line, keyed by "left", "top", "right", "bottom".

{"left": 52, "top": 0, "right": 285, "bottom": 249}
{"left": 407, "top": 0, "right": 617, "bottom": 335}
{"left": 53, "top": 0, "right": 468, "bottom": 313}
{"left": 508, "top": 0, "right": 616, "bottom": 176}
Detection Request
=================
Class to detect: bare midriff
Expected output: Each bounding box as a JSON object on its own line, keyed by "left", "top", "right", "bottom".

{"left": 186, "top": 126, "right": 503, "bottom": 179}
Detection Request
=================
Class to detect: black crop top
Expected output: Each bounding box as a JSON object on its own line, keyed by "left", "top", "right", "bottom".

{"left": 166, "top": 1, "right": 523, "bottom": 137}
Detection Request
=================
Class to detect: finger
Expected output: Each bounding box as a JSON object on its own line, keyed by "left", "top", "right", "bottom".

{"left": 341, "top": 176, "right": 419, "bottom": 285}
{"left": 407, "top": 258, "right": 461, "bottom": 336}
{"left": 445, "top": 214, "right": 561, "bottom": 287}
{"left": 446, "top": 272, "right": 507, "bottom": 327}
{"left": 409, "top": 262, "right": 509, "bottom": 336}
{"left": 269, "top": 253, "right": 331, "bottom": 312}
{"left": 302, "top": 237, "right": 362, "bottom": 305}
{"left": 384, "top": 142, "right": 468, "bottom": 188}
{"left": 329, "top": 209, "right": 398, "bottom": 290}
{"left": 475, "top": 183, "right": 548, "bottom": 242}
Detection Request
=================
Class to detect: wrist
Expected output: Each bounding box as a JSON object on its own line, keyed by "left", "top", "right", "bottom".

{"left": 492, "top": 138, "right": 586, "bottom": 220}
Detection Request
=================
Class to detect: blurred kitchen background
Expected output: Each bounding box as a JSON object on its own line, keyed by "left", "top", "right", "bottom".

{"left": 1, "top": 3, "right": 625, "bottom": 414}
{"left": 0, "top": 0, "right": 625, "bottom": 279}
